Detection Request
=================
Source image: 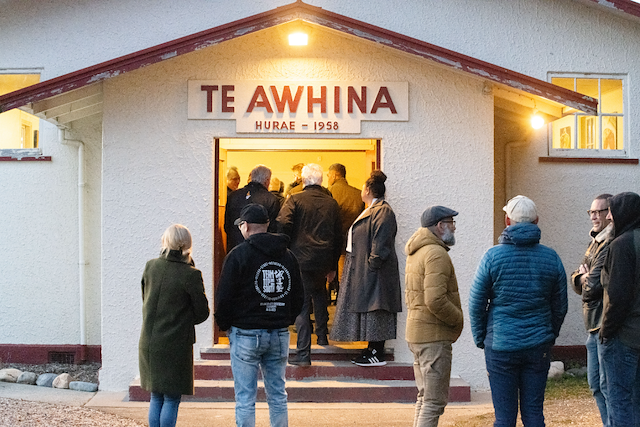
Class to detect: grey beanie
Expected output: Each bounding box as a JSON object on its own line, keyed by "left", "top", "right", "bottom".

{"left": 421, "top": 206, "right": 459, "bottom": 227}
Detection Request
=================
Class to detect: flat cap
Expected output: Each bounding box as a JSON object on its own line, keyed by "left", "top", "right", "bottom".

{"left": 421, "top": 206, "right": 459, "bottom": 227}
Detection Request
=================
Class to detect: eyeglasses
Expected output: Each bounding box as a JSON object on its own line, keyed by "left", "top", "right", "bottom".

{"left": 439, "top": 220, "right": 456, "bottom": 225}
{"left": 587, "top": 209, "right": 608, "bottom": 216}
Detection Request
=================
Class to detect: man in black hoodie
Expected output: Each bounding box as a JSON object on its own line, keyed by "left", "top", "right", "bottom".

{"left": 600, "top": 191, "right": 640, "bottom": 427}
{"left": 215, "top": 204, "right": 304, "bottom": 427}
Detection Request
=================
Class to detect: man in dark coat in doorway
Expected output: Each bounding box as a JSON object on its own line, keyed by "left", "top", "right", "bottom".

{"left": 277, "top": 163, "right": 342, "bottom": 365}
{"left": 224, "top": 164, "right": 280, "bottom": 252}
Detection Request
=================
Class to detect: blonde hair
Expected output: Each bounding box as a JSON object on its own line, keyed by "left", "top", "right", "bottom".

{"left": 161, "top": 224, "right": 193, "bottom": 256}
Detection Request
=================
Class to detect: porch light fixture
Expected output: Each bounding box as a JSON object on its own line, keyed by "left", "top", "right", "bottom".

{"left": 288, "top": 32, "right": 308, "bottom": 46}
{"left": 531, "top": 109, "right": 545, "bottom": 129}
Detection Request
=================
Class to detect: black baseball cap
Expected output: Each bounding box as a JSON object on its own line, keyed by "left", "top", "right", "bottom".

{"left": 234, "top": 203, "right": 269, "bottom": 225}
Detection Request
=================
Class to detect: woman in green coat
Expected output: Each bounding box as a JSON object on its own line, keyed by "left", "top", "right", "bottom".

{"left": 139, "top": 224, "right": 210, "bottom": 427}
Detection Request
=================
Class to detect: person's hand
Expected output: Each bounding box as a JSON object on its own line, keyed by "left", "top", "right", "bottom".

{"left": 326, "top": 271, "right": 336, "bottom": 282}
{"left": 578, "top": 263, "right": 588, "bottom": 274}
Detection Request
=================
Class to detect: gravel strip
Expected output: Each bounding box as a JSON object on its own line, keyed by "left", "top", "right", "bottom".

{"left": 0, "top": 397, "right": 145, "bottom": 427}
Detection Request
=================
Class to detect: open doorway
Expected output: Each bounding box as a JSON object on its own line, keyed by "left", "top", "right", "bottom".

{"left": 213, "top": 138, "right": 380, "bottom": 343}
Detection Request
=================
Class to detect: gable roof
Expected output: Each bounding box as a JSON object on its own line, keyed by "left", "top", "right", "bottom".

{"left": 0, "top": 1, "right": 598, "bottom": 122}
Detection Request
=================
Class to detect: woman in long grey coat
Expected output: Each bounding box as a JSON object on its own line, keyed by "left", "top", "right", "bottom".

{"left": 139, "top": 224, "right": 210, "bottom": 427}
{"left": 330, "top": 170, "right": 402, "bottom": 366}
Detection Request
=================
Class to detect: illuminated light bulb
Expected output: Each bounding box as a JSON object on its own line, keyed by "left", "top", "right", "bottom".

{"left": 288, "top": 32, "right": 308, "bottom": 46}
{"left": 531, "top": 113, "right": 545, "bottom": 129}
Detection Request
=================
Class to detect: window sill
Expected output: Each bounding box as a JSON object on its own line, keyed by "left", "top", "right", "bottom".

{"left": 0, "top": 156, "right": 51, "bottom": 161}
{"left": 0, "top": 149, "right": 51, "bottom": 161}
{"left": 539, "top": 157, "right": 638, "bottom": 164}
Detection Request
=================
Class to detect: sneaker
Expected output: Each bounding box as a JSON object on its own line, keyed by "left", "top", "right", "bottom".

{"left": 354, "top": 348, "right": 386, "bottom": 367}
{"left": 351, "top": 348, "right": 368, "bottom": 364}
{"left": 288, "top": 354, "right": 311, "bottom": 367}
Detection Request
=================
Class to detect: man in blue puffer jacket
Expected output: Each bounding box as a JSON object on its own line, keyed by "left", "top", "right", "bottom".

{"left": 469, "top": 195, "right": 568, "bottom": 427}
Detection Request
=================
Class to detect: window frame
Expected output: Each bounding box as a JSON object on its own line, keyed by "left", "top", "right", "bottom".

{"left": 547, "top": 73, "right": 628, "bottom": 159}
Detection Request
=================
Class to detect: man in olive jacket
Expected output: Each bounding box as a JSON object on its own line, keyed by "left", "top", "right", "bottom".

{"left": 405, "top": 206, "right": 463, "bottom": 427}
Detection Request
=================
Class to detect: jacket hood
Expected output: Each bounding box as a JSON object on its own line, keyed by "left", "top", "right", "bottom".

{"left": 499, "top": 222, "right": 541, "bottom": 246}
{"left": 246, "top": 232, "right": 291, "bottom": 257}
{"left": 405, "top": 227, "right": 449, "bottom": 256}
{"left": 610, "top": 192, "right": 640, "bottom": 237}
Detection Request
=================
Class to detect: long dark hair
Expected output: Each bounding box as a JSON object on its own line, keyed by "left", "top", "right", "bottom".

{"left": 365, "top": 170, "right": 387, "bottom": 198}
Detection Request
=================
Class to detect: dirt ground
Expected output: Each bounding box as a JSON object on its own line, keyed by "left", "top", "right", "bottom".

{"left": 444, "top": 397, "right": 601, "bottom": 426}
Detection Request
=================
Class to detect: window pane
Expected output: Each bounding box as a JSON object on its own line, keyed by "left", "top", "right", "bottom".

{"left": 602, "top": 116, "right": 623, "bottom": 150}
{"left": 551, "top": 115, "right": 574, "bottom": 149}
{"left": 578, "top": 115, "right": 598, "bottom": 149}
{"left": 600, "top": 79, "right": 623, "bottom": 114}
{"left": 551, "top": 77, "right": 574, "bottom": 91}
{"left": 576, "top": 79, "right": 598, "bottom": 101}
{"left": 0, "top": 74, "right": 40, "bottom": 149}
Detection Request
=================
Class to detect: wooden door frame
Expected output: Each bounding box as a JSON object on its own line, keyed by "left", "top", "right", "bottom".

{"left": 212, "top": 137, "right": 381, "bottom": 344}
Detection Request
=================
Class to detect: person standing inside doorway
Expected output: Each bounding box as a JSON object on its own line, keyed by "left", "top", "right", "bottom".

{"left": 227, "top": 166, "right": 241, "bottom": 197}
{"left": 284, "top": 163, "right": 304, "bottom": 198}
{"left": 571, "top": 194, "right": 613, "bottom": 426}
{"left": 224, "top": 165, "right": 280, "bottom": 252}
{"left": 405, "top": 206, "right": 463, "bottom": 426}
{"left": 215, "top": 204, "right": 304, "bottom": 427}
{"left": 330, "top": 170, "right": 402, "bottom": 367}
{"left": 600, "top": 192, "right": 640, "bottom": 427}
{"left": 138, "top": 224, "right": 210, "bottom": 427}
{"left": 277, "top": 164, "right": 342, "bottom": 365}
{"left": 327, "top": 163, "right": 365, "bottom": 303}
{"left": 470, "top": 195, "right": 567, "bottom": 427}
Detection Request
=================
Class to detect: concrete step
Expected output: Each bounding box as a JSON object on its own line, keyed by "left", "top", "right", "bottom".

{"left": 200, "top": 344, "right": 395, "bottom": 361}
{"left": 130, "top": 378, "right": 403, "bottom": 403}
{"left": 195, "top": 359, "right": 415, "bottom": 381}
{"left": 128, "top": 345, "right": 471, "bottom": 403}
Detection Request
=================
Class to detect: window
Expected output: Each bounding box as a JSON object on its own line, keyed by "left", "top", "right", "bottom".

{"left": 549, "top": 74, "right": 626, "bottom": 157}
{"left": 0, "top": 73, "right": 41, "bottom": 149}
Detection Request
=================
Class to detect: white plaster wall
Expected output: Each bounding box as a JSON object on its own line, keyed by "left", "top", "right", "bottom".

{"left": 98, "top": 23, "right": 493, "bottom": 390}
{"left": 4, "top": 0, "right": 640, "bottom": 389}
{"left": 0, "top": 118, "right": 102, "bottom": 346}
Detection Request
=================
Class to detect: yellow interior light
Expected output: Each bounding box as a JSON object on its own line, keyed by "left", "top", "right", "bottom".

{"left": 288, "top": 32, "right": 308, "bottom": 46}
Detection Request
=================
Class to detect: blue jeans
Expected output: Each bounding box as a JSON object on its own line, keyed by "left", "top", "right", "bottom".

{"left": 601, "top": 336, "right": 640, "bottom": 427}
{"left": 586, "top": 332, "right": 609, "bottom": 426}
{"left": 484, "top": 344, "right": 551, "bottom": 427}
{"left": 148, "top": 392, "right": 181, "bottom": 427}
{"left": 229, "top": 326, "right": 290, "bottom": 427}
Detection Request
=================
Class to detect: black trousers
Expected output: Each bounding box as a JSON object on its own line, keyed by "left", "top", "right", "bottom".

{"left": 294, "top": 269, "right": 329, "bottom": 359}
